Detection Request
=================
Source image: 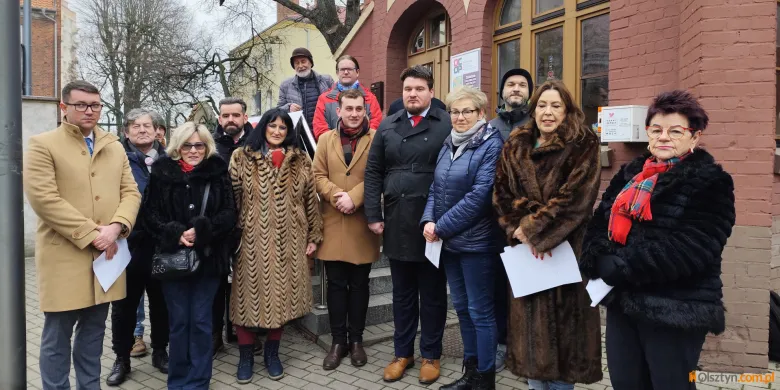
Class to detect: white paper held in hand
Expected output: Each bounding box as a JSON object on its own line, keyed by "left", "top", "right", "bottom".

{"left": 425, "top": 240, "right": 443, "bottom": 268}
{"left": 92, "top": 239, "right": 132, "bottom": 292}
{"left": 586, "top": 278, "right": 613, "bottom": 307}
{"left": 500, "top": 241, "right": 582, "bottom": 298}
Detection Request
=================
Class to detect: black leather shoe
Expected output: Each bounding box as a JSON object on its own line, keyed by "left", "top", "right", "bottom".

{"left": 322, "top": 343, "right": 349, "bottom": 370}
{"left": 152, "top": 350, "right": 169, "bottom": 374}
{"left": 106, "top": 357, "right": 130, "bottom": 387}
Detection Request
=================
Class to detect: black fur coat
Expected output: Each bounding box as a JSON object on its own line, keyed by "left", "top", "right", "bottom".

{"left": 141, "top": 155, "right": 238, "bottom": 277}
{"left": 581, "top": 149, "right": 736, "bottom": 334}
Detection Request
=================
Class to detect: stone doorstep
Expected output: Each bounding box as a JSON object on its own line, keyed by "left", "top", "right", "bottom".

{"left": 308, "top": 316, "right": 461, "bottom": 351}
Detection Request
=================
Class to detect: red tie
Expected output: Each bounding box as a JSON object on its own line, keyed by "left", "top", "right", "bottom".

{"left": 411, "top": 115, "right": 423, "bottom": 127}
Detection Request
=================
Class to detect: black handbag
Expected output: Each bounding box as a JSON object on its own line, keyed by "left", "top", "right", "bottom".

{"left": 151, "top": 182, "right": 210, "bottom": 280}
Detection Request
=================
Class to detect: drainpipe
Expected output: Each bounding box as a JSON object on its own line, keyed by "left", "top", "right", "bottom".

{"left": 41, "top": 0, "right": 58, "bottom": 97}
{"left": 23, "top": 0, "right": 32, "bottom": 95}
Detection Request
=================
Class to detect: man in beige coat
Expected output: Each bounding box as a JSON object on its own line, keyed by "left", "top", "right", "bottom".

{"left": 23, "top": 80, "right": 141, "bottom": 390}
{"left": 312, "top": 88, "right": 381, "bottom": 371}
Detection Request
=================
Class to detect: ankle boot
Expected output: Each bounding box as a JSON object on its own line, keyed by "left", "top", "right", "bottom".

{"left": 263, "top": 339, "right": 284, "bottom": 380}
{"left": 471, "top": 369, "right": 496, "bottom": 390}
{"left": 439, "top": 357, "right": 477, "bottom": 390}
{"left": 236, "top": 345, "right": 255, "bottom": 384}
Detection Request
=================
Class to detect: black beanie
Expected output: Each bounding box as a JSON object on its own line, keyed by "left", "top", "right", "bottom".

{"left": 499, "top": 68, "right": 534, "bottom": 102}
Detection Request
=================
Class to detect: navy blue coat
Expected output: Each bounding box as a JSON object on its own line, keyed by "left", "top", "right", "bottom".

{"left": 421, "top": 124, "right": 504, "bottom": 254}
{"left": 123, "top": 138, "right": 166, "bottom": 268}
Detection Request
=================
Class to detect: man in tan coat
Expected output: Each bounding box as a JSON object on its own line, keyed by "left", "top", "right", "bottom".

{"left": 312, "top": 88, "right": 380, "bottom": 371}
{"left": 23, "top": 80, "right": 141, "bottom": 390}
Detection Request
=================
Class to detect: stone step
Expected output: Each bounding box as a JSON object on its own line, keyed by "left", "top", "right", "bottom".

{"left": 311, "top": 266, "right": 393, "bottom": 303}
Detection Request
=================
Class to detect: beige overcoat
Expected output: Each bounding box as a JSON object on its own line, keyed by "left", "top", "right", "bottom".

{"left": 312, "top": 129, "right": 380, "bottom": 265}
{"left": 23, "top": 122, "right": 141, "bottom": 312}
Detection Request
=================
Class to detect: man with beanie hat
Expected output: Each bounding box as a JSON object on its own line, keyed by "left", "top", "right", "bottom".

{"left": 490, "top": 68, "right": 534, "bottom": 141}
{"left": 277, "top": 47, "right": 334, "bottom": 129}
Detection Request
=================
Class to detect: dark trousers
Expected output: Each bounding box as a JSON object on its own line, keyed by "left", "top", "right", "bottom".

{"left": 494, "top": 256, "right": 509, "bottom": 345}
{"left": 325, "top": 261, "right": 373, "bottom": 344}
{"left": 162, "top": 273, "right": 220, "bottom": 390}
{"left": 442, "top": 251, "right": 497, "bottom": 373}
{"left": 390, "top": 259, "right": 448, "bottom": 359}
{"left": 111, "top": 263, "right": 169, "bottom": 359}
{"left": 606, "top": 307, "right": 707, "bottom": 390}
{"left": 40, "top": 303, "right": 109, "bottom": 390}
{"left": 212, "top": 275, "right": 229, "bottom": 337}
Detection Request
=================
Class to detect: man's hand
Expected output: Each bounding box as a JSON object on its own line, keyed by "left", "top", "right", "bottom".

{"left": 334, "top": 192, "right": 355, "bottom": 214}
{"left": 306, "top": 243, "right": 317, "bottom": 256}
{"left": 104, "top": 242, "right": 119, "bottom": 260}
{"left": 290, "top": 103, "right": 302, "bottom": 112}
{"left": 423, "top": 222, "right": 438, "bottom": 242}
{"left": 92, "top": 223, "right": 122, "bottom": 251}
{"left": 368, "top": 222, "right": 384, "bottom": 235}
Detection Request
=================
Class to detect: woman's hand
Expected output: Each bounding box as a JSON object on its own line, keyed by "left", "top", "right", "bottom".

{"left": 179, "top": 228, "right": 196, "bottom": 247}
{"left": 529, "top": 246, "right": 552, "bottom": 260}
{"left": 306, "top": 243, "right": 317, "bottom": 256}
{"left": 423, "top": 222, "right": 439, "bottom": 242}
{"left": 513, "top": 226, "right": 528, "bottom": 242}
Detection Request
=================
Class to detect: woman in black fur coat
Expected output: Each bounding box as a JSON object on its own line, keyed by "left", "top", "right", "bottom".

{"left": 142, "top": 122, "right": 237, "bottom": 390}
{"left": 581, "top": 91, "right": 735, "bottom": 390}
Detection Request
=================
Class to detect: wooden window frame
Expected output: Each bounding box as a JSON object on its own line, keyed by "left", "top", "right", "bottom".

{"left": 576, "top": 9, "right": 610, "bottom": 107}
{"left": 533, "top": 0, "right": 565, "bottom": 18}
{"left": 497, "top": 0, "right": 523, "bottom": 29}
{"left": 408, "top": 11, "right": 451, "bottom": 58}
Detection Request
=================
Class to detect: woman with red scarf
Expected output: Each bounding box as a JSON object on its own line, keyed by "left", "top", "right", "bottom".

{"left": 228, "top": 109, "right": 323, "bottom": 384}
{"left": 581, "top": 90, "right": 736, "bottom": 390}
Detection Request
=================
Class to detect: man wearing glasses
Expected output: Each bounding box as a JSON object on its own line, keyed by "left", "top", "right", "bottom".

{"left": 312, "top": 55, "right": 383, "bottom": 140}
{"left": 24, "top": 80, "right": 142, "bottom": 390}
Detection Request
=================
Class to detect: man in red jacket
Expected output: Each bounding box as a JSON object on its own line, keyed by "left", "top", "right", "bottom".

{"left": 313, "top": 55, "right": 382, "bottom": 140}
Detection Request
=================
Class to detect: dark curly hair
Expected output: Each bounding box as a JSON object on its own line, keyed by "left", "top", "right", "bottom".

{"left": 645, "top": 90, "right": 709, "bottom": 131}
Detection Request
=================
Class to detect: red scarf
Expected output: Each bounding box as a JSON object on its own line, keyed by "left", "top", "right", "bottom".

{"left": 178, "top": 159, "right": 195, "bottom": 173}
{"left": 268, "top": 146, "right": 285, "bottom": 168}
{"left": 608, "top": 154, "right": 687, "bottom": 244}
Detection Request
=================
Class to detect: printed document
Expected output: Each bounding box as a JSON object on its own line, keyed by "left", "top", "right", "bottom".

{"left": 586, "top": 278, "right": 614, "bottom": 307}
{"left": 500, "top": 241, "right": 582, "bottom": 298}
{"left": 425, "top": 240, "right": 443, "bottom": 268}
{"left": 92, "top": 239, "right": 132, "bottom": 292}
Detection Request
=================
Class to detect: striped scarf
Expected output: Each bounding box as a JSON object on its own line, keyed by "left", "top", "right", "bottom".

{"left": 608, "top": 154, "right": 688, "bottom": 244}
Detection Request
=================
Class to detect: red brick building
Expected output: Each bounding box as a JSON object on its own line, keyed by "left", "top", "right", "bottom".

{"left": 336, "top": 0, "right": 778, "bottom": 374}
{"left": 19, "top": 0, "right": 62, "bottom": 98}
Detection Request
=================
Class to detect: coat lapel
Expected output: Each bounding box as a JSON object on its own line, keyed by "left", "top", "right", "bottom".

{"left": 329, "top": 131, "right": 348, "bottom": 168}
{"left": 347, "top": 132, "right": 372, "bottom": 172}
{"left": 512, "top": 130, "right": 544, "bottom": 203}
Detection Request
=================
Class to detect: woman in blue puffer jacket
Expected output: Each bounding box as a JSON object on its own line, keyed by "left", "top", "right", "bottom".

{"left": 421, "top": 86, "right": 505, "bottom": 390}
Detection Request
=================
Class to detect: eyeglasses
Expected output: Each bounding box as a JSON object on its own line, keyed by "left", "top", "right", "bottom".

{"left": 181, "top": 142, "right": 206, "bottom": 152}
{"left": 65, "top": 103, "right": 104, "bottom": 112}
{"left": 338, "top": 67, "right": 357, "bottom": 73}
{"left": 645, "top": 125, "right": 695, "bottom": 140}
{"left": 448, "top": 108, "right": 478, "bottom": 119}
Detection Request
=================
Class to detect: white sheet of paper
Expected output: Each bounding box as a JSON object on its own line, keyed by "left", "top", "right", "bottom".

{"left": 586, "top": 278, "right": 614, "bottom": 307}
{"left": 425, "top": 240, "right": 443, "bottom": 268}
{"left": 92, "top": 239, "right": 132, "bottom": 293}
{"left": 500, "top": 241, "right": 582, "bottom": 298}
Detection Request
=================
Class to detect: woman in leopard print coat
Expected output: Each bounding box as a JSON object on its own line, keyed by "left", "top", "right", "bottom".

{"left": 228, "top": 109, "right": 323, "bottom": 382}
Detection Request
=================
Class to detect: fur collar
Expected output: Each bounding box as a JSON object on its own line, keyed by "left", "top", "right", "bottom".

{"left": 620, "top": 148, "right": 725, "bottom": 200}
{"left": 151, "top": 155, "right": 228, "bottom": 183}
{"left": 240, "top": 145, "right": 308, "bottom": 163}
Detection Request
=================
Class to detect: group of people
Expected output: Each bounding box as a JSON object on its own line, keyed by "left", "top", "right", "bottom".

{"left": 24, "top": 45, "right": 735, "bottom": 390}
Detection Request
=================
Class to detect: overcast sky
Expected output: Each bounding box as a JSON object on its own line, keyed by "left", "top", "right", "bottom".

{"left": 181, "top": 0, "right": 276, "bottom": 50}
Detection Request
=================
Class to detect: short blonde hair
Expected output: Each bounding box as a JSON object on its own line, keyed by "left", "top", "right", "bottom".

{"left": 445, "top": 86, "right": 489, "bottom": 112}
{"left": 166, "top": 122, "right": 217, "bottom": 160}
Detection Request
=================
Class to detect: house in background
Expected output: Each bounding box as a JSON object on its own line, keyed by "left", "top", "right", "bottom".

{"left": 230, "top": 0, "right": 338, "bottom": 117}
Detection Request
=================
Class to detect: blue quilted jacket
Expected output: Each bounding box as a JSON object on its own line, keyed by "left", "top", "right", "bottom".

{"left": 421, "top": 123, "right": 505, "bottom": 254}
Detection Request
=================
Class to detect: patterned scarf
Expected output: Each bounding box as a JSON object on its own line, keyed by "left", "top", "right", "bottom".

{"left": 339, "top": 119, "right": 369, "bottom": 166}
{"left": 608, "top": 153, "right": 688, "bottom": 244}
{"left": 336, "top": 81, "right": 360, "bottom": 92}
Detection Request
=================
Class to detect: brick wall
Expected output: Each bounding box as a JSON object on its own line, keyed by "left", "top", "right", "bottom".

{"left": 609, "top": 0, "right": 775, "bottom": 373}
{"left": 343, "top": 12, "right": 374, "bottom": 94}
{"left": 20, "top": 1, "right": 59, "bottom": 98}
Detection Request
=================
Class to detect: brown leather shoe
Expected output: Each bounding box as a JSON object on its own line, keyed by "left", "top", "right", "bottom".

{"left": 383, "top": 356, "right": 414, "bottom": 382}
{"left": 349, "top": 342, "right": 367, "bottom": 367}
{"left": 322, "top": 343, "right": 349, "bottom": 370}
{"left": 419, "top": 358, "right": 441, "bottom": 384}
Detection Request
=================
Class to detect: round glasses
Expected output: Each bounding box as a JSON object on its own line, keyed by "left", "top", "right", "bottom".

{"left": 645, "top": 125, "right": 695, "bottom": 140}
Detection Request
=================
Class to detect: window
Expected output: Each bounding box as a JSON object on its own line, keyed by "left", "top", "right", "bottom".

{"left": 500, "top": 0, "right": 521, "bottom": 26}
{"left": 430, "top": 14, "right": 447, "bottom": 48}
{"left": 581, "top": 14, "right": 609, "bottom": 131}
{"left": 498, "top": 39, "right": 521, "bottom": 91}
{"left": 409, "top": 13, "right": 449, "bottom": 56}
{"left": 535, "top": 27, "right": 563, "bottom": 83}
{"left": 536, "top": 0, "right": 563, "bottom": 14}
{"left": 253, "top": 91, "right": 262, "bottom": 115}
{"left": 411, "top": 26, "right": 425, "bottom": 54}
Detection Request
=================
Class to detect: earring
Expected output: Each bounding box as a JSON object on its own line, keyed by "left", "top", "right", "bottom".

{"left": 690, "top": 146, "right": 696, "bottom": 153}
{"left": 647, "top": 144, "right": 651, "bottom": 151}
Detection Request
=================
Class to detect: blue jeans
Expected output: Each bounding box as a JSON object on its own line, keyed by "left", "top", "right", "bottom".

{"left": 162, "top": 273, "right": 220, "bottom": 390}
{"left": 134, "top": 293, "right": 145, "bottom": 337}
{"left": 442, "top": 251, "right": 497, "bottom": 373}
{"left": 527, "top": 379, "right": 574, "bottom": 390}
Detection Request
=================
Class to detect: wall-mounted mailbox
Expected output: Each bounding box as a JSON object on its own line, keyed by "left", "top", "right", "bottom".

{"left": 598, "top": 105, "right": 649, "bottom": 143}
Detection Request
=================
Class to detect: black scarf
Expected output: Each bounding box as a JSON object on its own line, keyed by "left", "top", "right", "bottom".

{"left": 497, "top": 102, "right": 529, "bottom": 124}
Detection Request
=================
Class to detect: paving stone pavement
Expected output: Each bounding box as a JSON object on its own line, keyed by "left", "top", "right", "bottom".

{"left": 23, "top": 258, "right": 780, "bottom": 389}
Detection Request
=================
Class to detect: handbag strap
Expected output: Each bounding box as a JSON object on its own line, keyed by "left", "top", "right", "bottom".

{"left": 199, "top": 182, "right": 211, "bottom": 216}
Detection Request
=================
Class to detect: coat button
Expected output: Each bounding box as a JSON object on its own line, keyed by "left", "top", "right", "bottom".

{"left": 346, "top": 172, "right": 351, "bottom": 176}
{"left": 91, "top": 173, "right": 95, "bottom": 177}
{"left": 94, "top": 196, "right": 100, "bottom": 201}
{"left": 186, "top": 184, "right": 190, "bottom": 189}
{"left": 189, "top": 204, "right": 195, "bottom": 210}
{"left": 403, "top": 139, "right": 407, "bottom": 143}
{"left": 82, "top": 151, "right": 87, "bottom": 155}
{"left": 96, "top": 220, "right": 101, "bottom": 225}
{"left": 424, "top": 137, "right": 428, "bottom": 141}
{"left": 401, "top": 193, "right": 405, "bottom": 198}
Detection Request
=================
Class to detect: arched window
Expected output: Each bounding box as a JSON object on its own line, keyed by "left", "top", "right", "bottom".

{"left": 499, "top": 0, "right": 521, "bottom": 26}
{"left": 408, "top": 12, "right": 449, "bottom": 56}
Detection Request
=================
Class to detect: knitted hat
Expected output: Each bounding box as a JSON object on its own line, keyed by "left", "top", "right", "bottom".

{"left": 499, "top": 68, "right": 534, "bottom": 102}
{"left": 290, "top": 47, "right": 314, "bottom": 69}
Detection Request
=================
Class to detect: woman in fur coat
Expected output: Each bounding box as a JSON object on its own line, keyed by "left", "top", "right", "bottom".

{"left": 228, "top": 109, "right": 323, "bottom": 384}
{"left": 581, "top": 90, "right": 735, "bottom": 390}
{"left": 493, "top": 80, "right": 603, "bottom": 389}
{"left": 142, "top": 122, "right": 237, "bottom": 390}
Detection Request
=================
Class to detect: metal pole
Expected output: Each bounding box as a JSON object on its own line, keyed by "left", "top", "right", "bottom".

{"left": 0, "top": 0, "right": 28, "bottom": 388}
{"left": 23, "top": 0, "right": 33, "bottom": 95}
{"left": 315, "top": 260, "right": 327, "bottom": 310}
